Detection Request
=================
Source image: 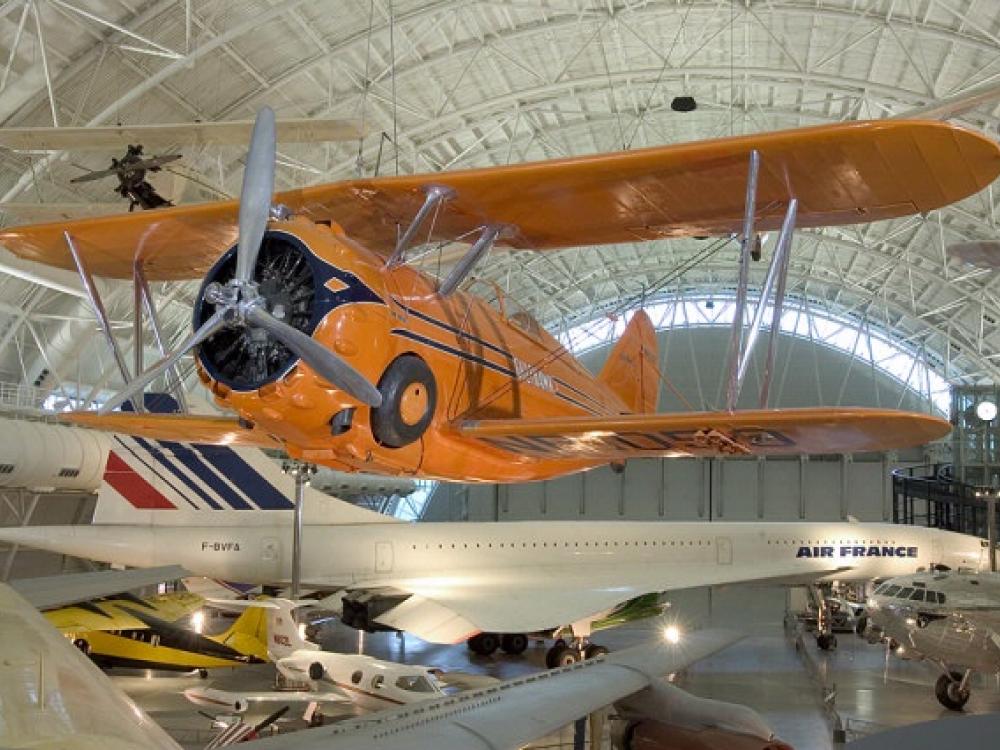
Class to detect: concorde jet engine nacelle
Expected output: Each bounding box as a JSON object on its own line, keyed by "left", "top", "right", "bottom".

{"left": 611, "top": 680, "right": 792, "bottom": 750}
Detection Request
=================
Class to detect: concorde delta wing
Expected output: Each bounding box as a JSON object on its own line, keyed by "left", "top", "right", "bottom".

{"left": 0, "top": 583, "right": 182, "bottom": 750}
{"left": 248, "top": 631, "right": 741, "bottom": 750}
{"left": 349, "top": 559, "right": 849, "bottom": 643}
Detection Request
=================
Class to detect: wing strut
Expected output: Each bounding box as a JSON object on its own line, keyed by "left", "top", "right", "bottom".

{"left": 438, "top": 224, "right": 501, "bottom": 296}
{"left": 65, "top": 230, "right": 142, "bottom": 412}
{"left": 387, "top": 184, "right": 455, "bottom": 267}
{"left": 722, "top": 148, "right": 798, "bottom": 411}
{"left": 723, "top": 150, "right": 759, "bottom": 412}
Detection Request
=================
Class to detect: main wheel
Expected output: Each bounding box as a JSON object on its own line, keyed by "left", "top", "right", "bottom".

{"left": 500, "top": 633, "right": 528, "bottom": 656}
{"left": 584, "top": 644, "right": 609, "bottom": 659}
{"left": 371, "top": 355, "right": 436, "bottom": 448}
{"left": 468, "top": 632, "right": 499, "bottom": 657}
{"left": 816, "top": 633, "right": 837, "bottom": 651}
{"left": 546, "top": 644, "right": 579, "bottom": 667}
{"left": 935, "top": 672, "right": 970, "bottom": 711}
{"left": 72, "top": 638, "right": 90, "bottom": 656}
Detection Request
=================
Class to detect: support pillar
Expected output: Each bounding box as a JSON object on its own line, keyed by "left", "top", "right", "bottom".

{"left": 283, "top": 461, "right": 316, "bottom": 598}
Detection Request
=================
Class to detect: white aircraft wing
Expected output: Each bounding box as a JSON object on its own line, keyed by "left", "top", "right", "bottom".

{"left": 11, "top": 564, "right": 189, "bottom": 609}
{"left": 249, "top": 629, "right": 741, "bottom": 750}
{"left": 0, "top": 582, "right": 182, "bottom": 750}
{"left": 361, "top": 559, "right": 851, "bottom": 643}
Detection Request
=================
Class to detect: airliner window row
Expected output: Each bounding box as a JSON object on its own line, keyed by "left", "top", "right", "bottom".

{"left": 767, "top": 539, "right": 898, "bottom": 545}
{"left": 874, "top": 583, "right": 947, "bottom": 603}
{"left": 409, "top": 539, "right": 715, "bottom": 551}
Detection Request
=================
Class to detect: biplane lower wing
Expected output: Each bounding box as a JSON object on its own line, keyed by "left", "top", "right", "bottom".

{"left": 61, "top": 411, "right": 281, "bottom": 449}
{"left": 459, "top": 408, "right": 950, "bottom": 459}
{"left": 1, "top": 120, "right": 997, "bottom": 279}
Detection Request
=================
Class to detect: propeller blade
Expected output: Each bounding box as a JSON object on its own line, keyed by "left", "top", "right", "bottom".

{"left": 98, "top": 309, "right": 228, "bottom": 415}
{"left": 235, "top": 107, "right": 277, "bottom": 283}
{"left": 246, "top": 306, "right": 382, "bottom": 407}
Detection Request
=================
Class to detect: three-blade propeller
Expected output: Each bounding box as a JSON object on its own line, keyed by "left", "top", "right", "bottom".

{"left": 99, "top": 107, "right": 382, "bottom": 416}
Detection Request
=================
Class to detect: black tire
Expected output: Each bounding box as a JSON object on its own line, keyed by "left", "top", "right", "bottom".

{"left": 855, "top": 616, "right": 868, "bottom": 637}
{"left": 371, "top": 355, "right": 436, "bottom": 448}
{"left": 817, "top": 633, "right": 837, "bottom": 651}
{"left": 551, "top": 645, "right": 579, "bottom": 666}
{"left": 935, "top": 672, "right": 970, "bottom": 711}
{"left": 198, "top": 669, "right": 209, "bottom": 679}
{"left": 468, "top": 632, "right": 499, "bottom": 656}
{"left": 308, "top": 662, "right": 325, "bottom": 681}
{"left": 545, "top": 644, "right": 566, "bottom": 668}
{"left": 584, "top": 644, "right": 609, "bottom": 659}
{"left": 73, "top": 638, "right": 90, "bottom": 656}
{"left": 500, "top": 633, "right": 528, "bottom": 656}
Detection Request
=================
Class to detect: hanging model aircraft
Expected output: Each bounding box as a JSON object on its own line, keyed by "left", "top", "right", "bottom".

{"left": 0, "top": 579, "right": 791, "bottom": 750}
{"left": 3, "top": 109, "right": 998, "bottom": 482}
{"left": 856, "top": 569, "right": 1000, "bottom": 711}
{"left": 0, "top": 430, "right": 987, "bottom": 664}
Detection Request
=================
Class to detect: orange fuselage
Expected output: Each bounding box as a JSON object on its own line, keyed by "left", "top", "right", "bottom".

{"left": 195, "top": 216, "right": 623, "bottom": 482}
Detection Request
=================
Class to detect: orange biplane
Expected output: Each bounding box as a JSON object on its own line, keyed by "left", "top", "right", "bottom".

{"left": 2, "top": 109, "right": 997, "bottom": 482}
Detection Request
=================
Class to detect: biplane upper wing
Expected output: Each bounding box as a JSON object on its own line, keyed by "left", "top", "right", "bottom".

{"left": 2, "top": 120, "right": 997, "bottom": 279}
{"left": 459, "top": 407, "right": 951, "bottom": 459}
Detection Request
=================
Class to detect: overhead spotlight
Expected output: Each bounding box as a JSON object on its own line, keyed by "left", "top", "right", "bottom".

{"left": 976, "top": 400, "right": 997, "bottom": 422}
{"left": 663, "top": 625, "right": 681, "bottom": 644}
{"left": 670, "top": 96, "right": 697, "bottom": 113}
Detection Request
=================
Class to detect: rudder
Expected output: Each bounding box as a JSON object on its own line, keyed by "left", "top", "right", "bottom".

{"left": 215, "top": 606, "right": 269, "bottom": 662}
{"left": 598, "top": 309, "right": 659, "bottom": 414}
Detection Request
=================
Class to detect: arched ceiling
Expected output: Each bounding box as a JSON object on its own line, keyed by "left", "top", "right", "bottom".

{"left": 1, "top": 0, "right": 999, "bottom": 405}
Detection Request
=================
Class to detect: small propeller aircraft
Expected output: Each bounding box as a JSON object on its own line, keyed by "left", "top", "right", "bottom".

{"left": 70, "top": 144, "right": 181, "bottom": 211}
{"left": 3, "top": 109, "right": 998, "bottom": 482}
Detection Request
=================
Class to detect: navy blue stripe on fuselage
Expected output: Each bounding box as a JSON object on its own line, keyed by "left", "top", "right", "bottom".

{"left": 392, "top": 328, "right": 517, "bottom": 377}
{"left": 553, "top": 376, "right": 609, "bottom": 414}
{"left": 157, "top": 440, "right": 254, "bottom": 510}
{"left": 113, "top": 436, "right": 200, "bottom": 510}
{"left": 394, "top": 301, "right": 513, "bottom": 360}
{"left": 132, "top": 437, "right": 224, "bottom": 510}
{"left": 195, "top": 446, "right": 294, "bottom": 510}
{"left": 391, "top": 328, "right": 602, "bottom": 417}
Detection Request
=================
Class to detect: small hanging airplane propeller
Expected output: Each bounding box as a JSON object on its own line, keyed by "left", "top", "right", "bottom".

{"left": 99, "top": 107, "right": 382, "bottom": 414}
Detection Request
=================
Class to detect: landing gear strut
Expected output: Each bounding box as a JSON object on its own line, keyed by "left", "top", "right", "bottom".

{"left": 811, "top": 585, "right": 838, "bottom": 651}
{"left": 935, "top": 669, "right": 972, "bottom": 711}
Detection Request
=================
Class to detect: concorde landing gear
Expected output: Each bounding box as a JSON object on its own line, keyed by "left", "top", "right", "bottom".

{"left": 934, "top": 668, "right": 972, "bottom": 711}
{"left": 810, "top": 585, "right": 838, "bottom": 651}
{"left": 545, "top": 639, "right": 608, "bottom": 668}
{"left": 467, "top": 632, "right": 528, "bottom": 657}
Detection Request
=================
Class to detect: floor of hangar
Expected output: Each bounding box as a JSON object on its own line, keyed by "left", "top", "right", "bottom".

{"left": 113, "top": 586, "right": 1000, "bottom": 750}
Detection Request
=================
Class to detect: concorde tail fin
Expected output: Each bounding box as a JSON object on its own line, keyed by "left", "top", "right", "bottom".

{"left": 93, "top": 393, "right": 399, "bottom": 526}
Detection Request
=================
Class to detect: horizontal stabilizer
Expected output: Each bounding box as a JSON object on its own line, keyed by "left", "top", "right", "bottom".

{"left": 62, "top": 411, "right": 281, "bottom": 448}
{"left": 2, "top": 120, "right": 998, "bottom": 279}
{"left": 460, "top": 407, "right": 950, "bottom": 459}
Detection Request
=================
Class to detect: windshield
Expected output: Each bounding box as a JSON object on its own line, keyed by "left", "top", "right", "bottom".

{"left": 395, "top": 675, "right": 437, "bottom": 693}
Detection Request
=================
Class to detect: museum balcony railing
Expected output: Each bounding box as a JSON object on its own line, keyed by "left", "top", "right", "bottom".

{"left": 892, "top": 464, "right": 995, "bottom": 538}
{"left": 0, "top": 381, "right": 51, "bottom": 414}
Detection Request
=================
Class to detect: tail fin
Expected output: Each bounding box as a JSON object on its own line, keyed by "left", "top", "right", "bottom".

{"left": 94, "top": 393, "right": 399, "bottom": 526}
{"left": 215, "top": 606, "right": 270, "bottom": 662}
{"left": 598, "top": 309, "right": 659, "bottom": 414}
{"left": 263, "top": 599, "right": 319, "bottom": 660}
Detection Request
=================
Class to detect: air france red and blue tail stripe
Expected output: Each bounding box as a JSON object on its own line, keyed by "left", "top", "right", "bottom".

{"left": 102, "top": 394, "right": 294, "bottom": 513}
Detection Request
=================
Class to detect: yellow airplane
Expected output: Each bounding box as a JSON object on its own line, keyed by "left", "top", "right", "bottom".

{"left": 45, "top": 591, "right": 269, "bottom": 674}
